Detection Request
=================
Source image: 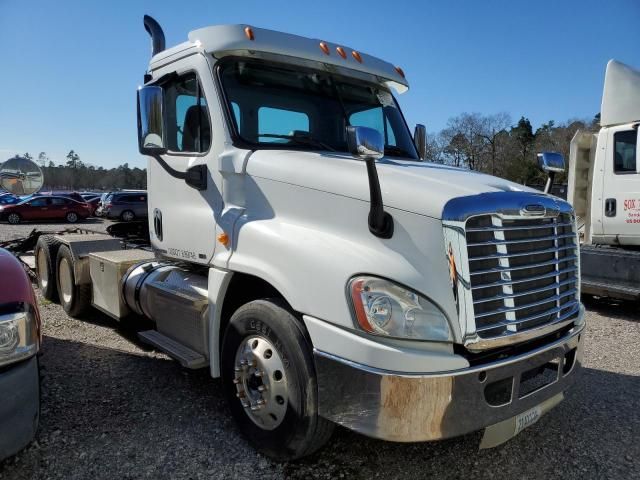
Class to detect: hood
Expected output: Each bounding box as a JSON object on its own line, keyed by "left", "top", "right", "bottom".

{"left": 246, "top": 150, "right": 538, "bottom": 219}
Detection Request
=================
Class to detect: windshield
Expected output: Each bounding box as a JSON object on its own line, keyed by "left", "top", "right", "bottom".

{"left": 219, "top": 60, "right": 419, "bottom": 160}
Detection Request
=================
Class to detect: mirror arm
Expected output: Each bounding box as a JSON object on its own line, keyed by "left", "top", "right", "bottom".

{"left": 150, "top": 154, "right": 207, "bottom": 191}
{"left": 544, "top": 171, "right": 556, "bottom": 194}
{"left": 365, "top": 158, "right": 394, "bottom": 239}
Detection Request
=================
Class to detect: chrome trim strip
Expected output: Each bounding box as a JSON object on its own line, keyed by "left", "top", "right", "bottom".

{"left": 474, "top": 289, "right": 578, "bottom": 319}
{"left": 472, "top": 266, "right": 578, "bottom": 290}
{"left": 467, "top": 233, "right": 575, "bottom": 247}
{"left": 470, "top": 256, "right": 578, "bottom": 276}
{"left": 468, "top": 305, "right": 582, "bottom": 350}
{"left": 466, "top": 222, "right": 574, "bottom": 232}
{"left": 469, "top": 244, "right": 576, "bottom": 261}
{"left": 473, "top": 278, "right": 577, "bottom": 304}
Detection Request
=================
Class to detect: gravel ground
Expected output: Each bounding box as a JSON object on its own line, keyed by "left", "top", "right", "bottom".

{"left": 0, "top": 221, "right": 638, "bottom": 479}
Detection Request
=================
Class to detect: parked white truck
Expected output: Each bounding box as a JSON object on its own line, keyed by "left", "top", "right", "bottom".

{"left": 14, "top": 17, "right": 584, "bottom": 460}
{"left": 567, "top": 60, "right": 640, "bottom": 300}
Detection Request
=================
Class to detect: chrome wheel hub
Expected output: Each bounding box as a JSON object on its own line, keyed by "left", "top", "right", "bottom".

{"left": 234, "top": 335, "right": 288, "bottom": 430}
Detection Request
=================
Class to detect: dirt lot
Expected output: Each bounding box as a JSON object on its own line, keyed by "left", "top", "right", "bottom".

{"left": 0, "top": 221, "right": 639, "bottom": 479}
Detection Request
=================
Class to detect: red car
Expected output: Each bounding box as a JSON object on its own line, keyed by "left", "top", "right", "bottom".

{"left": 0, "top": 248, "right": 42, "bottom": 460}
{"left": 0, "top": 195, "right": 92, "bottom": 224}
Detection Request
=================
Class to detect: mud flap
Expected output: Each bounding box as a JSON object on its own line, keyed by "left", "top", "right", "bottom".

{"left": 479, "top": 392, "right": 564, "bottom": 449}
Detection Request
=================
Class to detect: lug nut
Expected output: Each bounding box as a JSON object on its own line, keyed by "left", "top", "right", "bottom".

{"left": 257, "top": 385, "right": 267, "bottom": 392}
{"left": 241, "top": 400, "right": 250, "bottom": 408}
{"left": 256, "top": 399, "right": 266, "bottom": 406}
{"left": 236, "top": 392, "right": 245, "bottom": 398}
{"left": 233, "top": 378, "right": 241, "bottom": 384}
{"left": 254, "top": 370, "right": 263, "bottom": 377}
{"left": 251, "top": 405, "right": 261, "bottom": 411}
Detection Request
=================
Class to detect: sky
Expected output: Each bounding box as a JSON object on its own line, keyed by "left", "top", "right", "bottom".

{"left": 0, "top": 0, "right": 638, "bottom": 169}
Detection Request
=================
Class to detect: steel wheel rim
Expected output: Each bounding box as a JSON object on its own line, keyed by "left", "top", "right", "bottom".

{"left": 37, "top": 249, "right": 48, "bottom": 289}
{"left": 234, "top": 335, "right": 288, "bottom": 430}
{"left": 8, "top": 213, "right": 19, "bottom": 224}
{"left": 59, "top": 257, "right": 73, "bottom": 304}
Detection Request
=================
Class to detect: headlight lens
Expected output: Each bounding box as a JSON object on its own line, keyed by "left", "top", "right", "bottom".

{"left": 349, "top": 276, "right": 452, "bottom": 341}
{"left": 0, "top": 311, "right": 38, "bottom": 367}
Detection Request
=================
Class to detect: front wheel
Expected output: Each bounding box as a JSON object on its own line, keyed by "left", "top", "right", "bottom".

{"left": 7, "top": 213, "right": 21, "bottom": 224}
{"left": 221, "top": 299, "right": 333, "bottom": 460}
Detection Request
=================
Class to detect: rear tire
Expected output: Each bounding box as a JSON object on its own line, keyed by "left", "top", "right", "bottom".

{"left": 221, "top": 299, "right": 334, "bottom": 460}
{"left": 56, "top": 245, "right": 91, "bottom": 317}
{"left": 35, "top": 235, "right": 62, "bottom": 302}
{"left": 65, "top": 211, "right": 79, "bottom": 223}
{"left": 7, "top": 213, "right": 21, "bottom": 224}
{"left": 120, "top": 210, "right": 135, "bottom": 222}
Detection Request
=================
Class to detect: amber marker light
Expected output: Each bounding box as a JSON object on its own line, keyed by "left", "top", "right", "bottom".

{"left": 349, "top": 278, "right": 375, "bottom": 333}
{"left": 244, "top": 26, "right": 255, "bottom": 41}
{"left": 319, "top": 42, "right": 330, "bottom": 55}
{"left": 336, "top": 47, "right": 346, "bottom": 59}
{"left": 395, "top": 66, "right": 405, "bottom": 78}
{"left": 351, "top": 50, "right": 363, "bottom": 63}
{"left": 218, "top": 232, "right": 230, "bottom": 246}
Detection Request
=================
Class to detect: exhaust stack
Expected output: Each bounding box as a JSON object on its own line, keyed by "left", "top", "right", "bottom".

{"left": 143, "top": 15, "right": 165, "bottom": 56}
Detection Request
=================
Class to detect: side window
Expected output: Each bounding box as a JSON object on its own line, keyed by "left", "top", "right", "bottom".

{"left": 50, "top": 198, "right": 67, "bottom": 205}
{"left": 164, "top": 73, "right": 211, "bottom": 153}
{"left": 29, "top": 198, "right": 48, "bottom": 207}
{"left": 231, "top": 102, "right": 241, "bottom": 130}
{"left": 258, "top": 107, "right": 309, "bottom": 142}
{"left": 350, "top": 107, "right": 397, "bottom": 146}
{"left": 614, "top": 130, "right": 637, "bottom": 173}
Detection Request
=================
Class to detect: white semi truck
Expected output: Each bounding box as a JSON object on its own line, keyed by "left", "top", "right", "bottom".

{"left": 12, "top": 17, "right": 584, "bottom": 460}
{"left": 566, "top": 60, "right": 640, "bottom": 300}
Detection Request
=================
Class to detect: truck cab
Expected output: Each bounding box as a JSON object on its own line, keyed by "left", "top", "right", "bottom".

{"left": 568, "top": 60, "right": 640, "bottom": 299}
{"left": 30, "top": 17, "right": 585, "bottom": 460}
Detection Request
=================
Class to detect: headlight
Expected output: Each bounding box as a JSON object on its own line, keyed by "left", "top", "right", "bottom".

{"left": 0, "top": 311, "right": 38, "bottom": 367}
{"left": 348, "top": 276, "right": 452, "bottom": 341}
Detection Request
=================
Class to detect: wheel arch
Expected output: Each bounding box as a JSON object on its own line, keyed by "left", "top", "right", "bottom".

{"left": 208, "top": 269, "right": 309, "bottom": 378}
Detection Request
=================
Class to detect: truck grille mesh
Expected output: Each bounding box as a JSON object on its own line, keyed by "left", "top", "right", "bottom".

{"left": 465, "top": 213, "right": 579, "bottom": 339}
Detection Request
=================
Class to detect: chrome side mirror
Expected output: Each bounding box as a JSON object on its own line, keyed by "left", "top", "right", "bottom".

{"left": 537, "top": 152, "right": 565, "bottom": 194}
{"left": 537, "top": 152, "right": 565, "bottom": 173}
{"left": 414, "top": 124, "right": 427, "bottom": 160}
{"left": 0, "top": 157, "right": 44, "bottom": 195}
{"left": 137, "top": 86, "right": 167, "bottom": 155}
{"left": 346, "top": 126, "right": 384, "bottom": 160}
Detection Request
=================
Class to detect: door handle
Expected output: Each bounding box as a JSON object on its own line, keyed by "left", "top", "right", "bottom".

{"left": 605, "top": 198, "right": 616, "bottom": 217}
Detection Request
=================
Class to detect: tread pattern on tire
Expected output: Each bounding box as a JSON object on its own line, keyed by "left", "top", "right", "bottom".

{"left": 56, "top": 245, "right": 92, "bottom": 318}
{"left": 35, "top": 235, "right": 62, "bottom": 302}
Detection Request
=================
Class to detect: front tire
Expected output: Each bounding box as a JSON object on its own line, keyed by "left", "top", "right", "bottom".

{"left": 7, "top": 213, "right": 21, "bottom": 224}
{"left": 56, "top": 245, "right": 91, "bottom": 317}
{"left": 221, "top": 299, "right": 333, "bottom": 461}
{"left": 35, "top": 235, "right": 62, "bottom": 301}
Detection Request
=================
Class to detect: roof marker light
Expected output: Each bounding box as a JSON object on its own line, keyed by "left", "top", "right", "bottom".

{"left": 217, "top": 232, "right": 230, "bottom": 246}
{"left": 244, "top": 26, "right": 255, "bottom": 41}
{"left": 351, "top": 50, "right": 362, "bottom": 63}
{"left": 319, "top": 42, "right": 330, "bottom": 55}
{"left": 336, "top": 47, "right": 346, "bottom": 59}
{"left": 394, "top": 66, "right": 405, "bottom": 78}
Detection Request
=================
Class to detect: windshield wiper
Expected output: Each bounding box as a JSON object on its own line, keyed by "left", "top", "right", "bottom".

{"left": 260, "top": 134, "right": 336, "bottom": 152}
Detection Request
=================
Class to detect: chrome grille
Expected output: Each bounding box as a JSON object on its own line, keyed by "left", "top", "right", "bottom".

{"left": 465, "top": 213, "right": 580, "bottom": 339}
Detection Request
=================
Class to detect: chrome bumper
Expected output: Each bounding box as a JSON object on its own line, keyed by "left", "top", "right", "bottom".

{"left": 314, "top": 323, "right": 584, "bottom": 442}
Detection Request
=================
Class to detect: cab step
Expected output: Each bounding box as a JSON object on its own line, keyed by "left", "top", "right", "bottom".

{"left": 138, "top": 330, "right": 208, "bottom": 369}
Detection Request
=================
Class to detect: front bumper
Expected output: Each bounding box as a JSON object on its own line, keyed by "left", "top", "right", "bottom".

{"left": 314, "top": 323, "right": 583, "bottom": 442}
{"left": 0, "top": 356, "right": 40, "bottom": 461}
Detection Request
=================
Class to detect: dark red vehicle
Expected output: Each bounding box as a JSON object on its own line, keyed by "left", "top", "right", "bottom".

{"left": 0, "top": 248, "right": 42, "bottom": 461}
{"left": 0, "top": 195, "right": 92, "bottom": 224}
